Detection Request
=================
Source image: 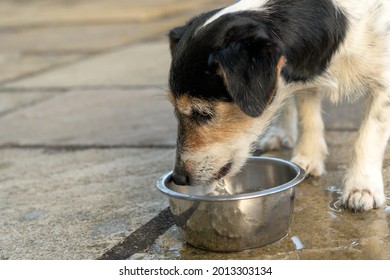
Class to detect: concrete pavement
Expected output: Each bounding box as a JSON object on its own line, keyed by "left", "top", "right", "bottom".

{"left": 0, "top": 0, "right": 389, "bottom": 260}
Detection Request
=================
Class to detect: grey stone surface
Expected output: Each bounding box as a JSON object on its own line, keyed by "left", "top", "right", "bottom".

{"left": 0, "top": 91, "right": 54, "bottom": 116}
{"left": 0, "top": 0, "right": 228, "bottom": 86}
{"left": 0, "top": 88, "right": 176, "bottom": 146}
{"left": 0, "top": 148, "right": 174, "bottom": 259}
{"left": 0, "top": 18, "right": 189, "bottom": 54}
{"left": 4, "top": 40, "right": 172, "bottom": 88}
{"left": 0, "top": 53, "right": 81, "bottom": 84}
{"left": 0, "top": 0, "right": 229, "bottom": 27}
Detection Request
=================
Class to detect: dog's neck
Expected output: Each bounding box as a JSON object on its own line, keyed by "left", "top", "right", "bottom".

{"left": 202, "top": 0, "right": 349, "bottom": 84}
{"left": 264, "top": 1, "right": 348, "bottom": 83}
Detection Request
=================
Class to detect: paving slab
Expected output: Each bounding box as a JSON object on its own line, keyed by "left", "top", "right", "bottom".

{"left": 0, "top": 16, "right": 190, "bottom": 86}
{"left": 0, "top": 88, "right": 363, "bottom": 148}
{"left": 0, "top": 53, "right": 81, "bottom": 84}
{"left": 0, "top": 91, "right": 54, "bottom": 116}
{"left": 0, "top": 0, "right": 230, "bottom": 87}
{"left": 4, "top": 40, "right": 172, "bottom": 88}
{"left": 0, "top": 148, "right": 175, "bottom": 260}
{"left": 0, "top": 88, "right": 176, "bottom": 146}
{"left": 131, "top": 131, "right": 390, "bottom": 260}
{"left": 0, "top": 15, "right": 194, "bottom": 54}
{"left": 0, "top": 0, "right": 229, "bottom": 27}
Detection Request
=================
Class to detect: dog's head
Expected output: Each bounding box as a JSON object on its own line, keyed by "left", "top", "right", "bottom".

{"left": 168, "top": 11, "right": 286, "bottom": 186}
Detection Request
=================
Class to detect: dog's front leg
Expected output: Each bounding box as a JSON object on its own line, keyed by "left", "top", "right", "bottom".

{"left": 342, "top": 91, "right": 389, "bottom": 211}
{"left": 291, "top": 89, "right": 328, "bottom": 176}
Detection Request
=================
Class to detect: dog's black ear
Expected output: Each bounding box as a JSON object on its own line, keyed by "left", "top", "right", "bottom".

{"left": 209, "top": 31, "right": 285, "bottom": 117}
{"left": 168, "top": 25, "right": 187, "bottom": 55}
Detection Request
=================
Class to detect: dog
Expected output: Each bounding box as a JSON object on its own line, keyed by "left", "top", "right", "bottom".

{"left": 167, "top": 0, "right": 390, "bottom": 211}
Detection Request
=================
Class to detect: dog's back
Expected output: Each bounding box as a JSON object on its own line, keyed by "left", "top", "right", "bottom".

{"left": 308, "top": 0, "right": 390, "bottom": 103}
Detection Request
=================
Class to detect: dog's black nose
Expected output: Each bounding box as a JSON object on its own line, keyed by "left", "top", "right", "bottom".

{"left": 172, "top": 168, "right": 190, "bottom": 186}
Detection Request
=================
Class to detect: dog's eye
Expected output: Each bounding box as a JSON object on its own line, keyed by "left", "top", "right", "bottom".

{"left": 190, "top": 109, "right": 213, "bottom": 124}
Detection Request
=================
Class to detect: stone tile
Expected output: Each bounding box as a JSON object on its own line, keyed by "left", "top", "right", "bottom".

{"left": 0, "top": 91, "right": 53, "bottom": 116}
{"left": 0, "top": 88, "right": 176, "bottom": 146}
{"left": 4, "top": 40, "right": 171, "bottom": 88}
{"left": 0, "top": 53, "right": 81, "bottom": 84}
{"left": 0, "top": 0, "right": 229, "bottom": 27}
{"left": 0, "top": 17, "right": 188, "bottom": 53}
{"left": 0, "top": 0, "right": 230, "bottom": 86}
{"left": 0, "top": 148, "right": 174, "bottom": 259}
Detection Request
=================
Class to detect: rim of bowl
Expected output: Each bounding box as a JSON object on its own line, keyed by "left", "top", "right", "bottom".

{"left": 156, "top": 156, "right": 306, "bottom": 201}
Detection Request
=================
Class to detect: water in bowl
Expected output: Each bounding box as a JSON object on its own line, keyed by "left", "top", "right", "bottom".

{"left": 210, "top": 179, "right": 231, "bottom": 196}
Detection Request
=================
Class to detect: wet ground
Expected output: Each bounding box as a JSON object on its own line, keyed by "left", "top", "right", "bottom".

{"left": 0, "top": 0, "right": 389, "bottom": 260}
{"left": 129, "top": 139, "right": 390, "bottom": 260}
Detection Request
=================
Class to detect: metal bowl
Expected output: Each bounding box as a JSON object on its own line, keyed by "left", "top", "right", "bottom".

{"left": 156, "top": 156, "right": 306, "bottom": 252}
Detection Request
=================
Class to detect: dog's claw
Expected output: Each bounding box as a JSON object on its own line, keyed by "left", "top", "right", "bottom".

{"left": 291, "top": 155, "right": 326, "bottom": 177}
{"left": 341, "top": 188, "right": 385, "bottom": 211}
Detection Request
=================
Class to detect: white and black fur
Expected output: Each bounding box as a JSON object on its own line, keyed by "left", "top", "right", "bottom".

{"left": 168, "top": 0, "right": 390, "bottom": 211}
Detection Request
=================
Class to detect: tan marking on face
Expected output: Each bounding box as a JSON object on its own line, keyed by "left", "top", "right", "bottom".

{"left": 182, "top": 101, "right": 256, "bottom": 150}
{"left": 175, "top": 94, "right": 193, "bottom": 115}
{"left": 171, "top": 93, "right": 215, "bottom": 117}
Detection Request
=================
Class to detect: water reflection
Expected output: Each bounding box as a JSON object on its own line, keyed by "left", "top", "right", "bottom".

{"left": 291, "top": 236, "right": 304, "bottom": 250}
{"left": 326, "top": 185, "right": 343, "bottom": 215}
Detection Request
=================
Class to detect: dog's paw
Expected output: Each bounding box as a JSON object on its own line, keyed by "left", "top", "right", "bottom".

{"left": 258, "top": 126, "right": 297, "bottom": 151}
{"left": 291, "top": 154, "right": 325, "bottom": 176}
{"left": 341, "top": 187, "right": 385, "bottom": 211}
{"left": 342, "top": 170, "right": 386, "bottom": 211}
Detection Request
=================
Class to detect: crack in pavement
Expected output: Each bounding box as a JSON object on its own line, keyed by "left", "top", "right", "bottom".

{"left": 97, "top": 207, "right": 175, "bottom": 260}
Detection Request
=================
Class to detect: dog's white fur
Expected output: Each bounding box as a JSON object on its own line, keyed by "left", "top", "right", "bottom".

{"left": 203, "top": 0, "right": 390, "bottom": 211}
{"left": 202, "top": 0, "right": 268, "bottom": 29}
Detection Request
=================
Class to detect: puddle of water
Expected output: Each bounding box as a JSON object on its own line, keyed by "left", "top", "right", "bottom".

{"left": 291, "top": 236, "right": 304, "bottom": 250}
{"left": 326, "top": 185, "right": 344, "bottom": 215}
{"left": 328, "top": 211, "right": 338, "bottom": 220}
{"left": 325, "top": 185, "right": 343, "bottom": 194}
{"left": 329, "top": 198, "right": 343, "bottom": 213}
{"left": 211, "top": 178, "right": 231, "bottom": 196}
{"left": 345, "top": 239, "right": 360, "bottom": 248}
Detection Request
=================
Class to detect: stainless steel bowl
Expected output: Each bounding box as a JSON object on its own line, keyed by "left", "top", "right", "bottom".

{"left": 156, "top": 156, "right": 306, "bottom": 252}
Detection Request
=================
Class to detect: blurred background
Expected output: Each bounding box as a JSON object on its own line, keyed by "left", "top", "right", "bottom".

{"left": 0, "top": 0, "right": 229, "bottom": 86}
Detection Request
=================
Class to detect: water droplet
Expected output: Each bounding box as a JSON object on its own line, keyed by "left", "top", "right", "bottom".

{"left": 325, "top": 185, "right": 343, "bottom": 194}
{"left": 329, "top": 198, "right": 343, "bottom": 213}
{"left": 210, "top": 178, "right": 229, "bottom": 196}
{"left": 345, "top": 240, "right": 359, "bottom": 248}
{"left": 291, "top": 236, "right": 304, "bottom": 250}
{"left": 328, "top": 211, "right": 338, "bottom": 220}
{"left": 217, "top": 178, "right": 225, "bottom": 188}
